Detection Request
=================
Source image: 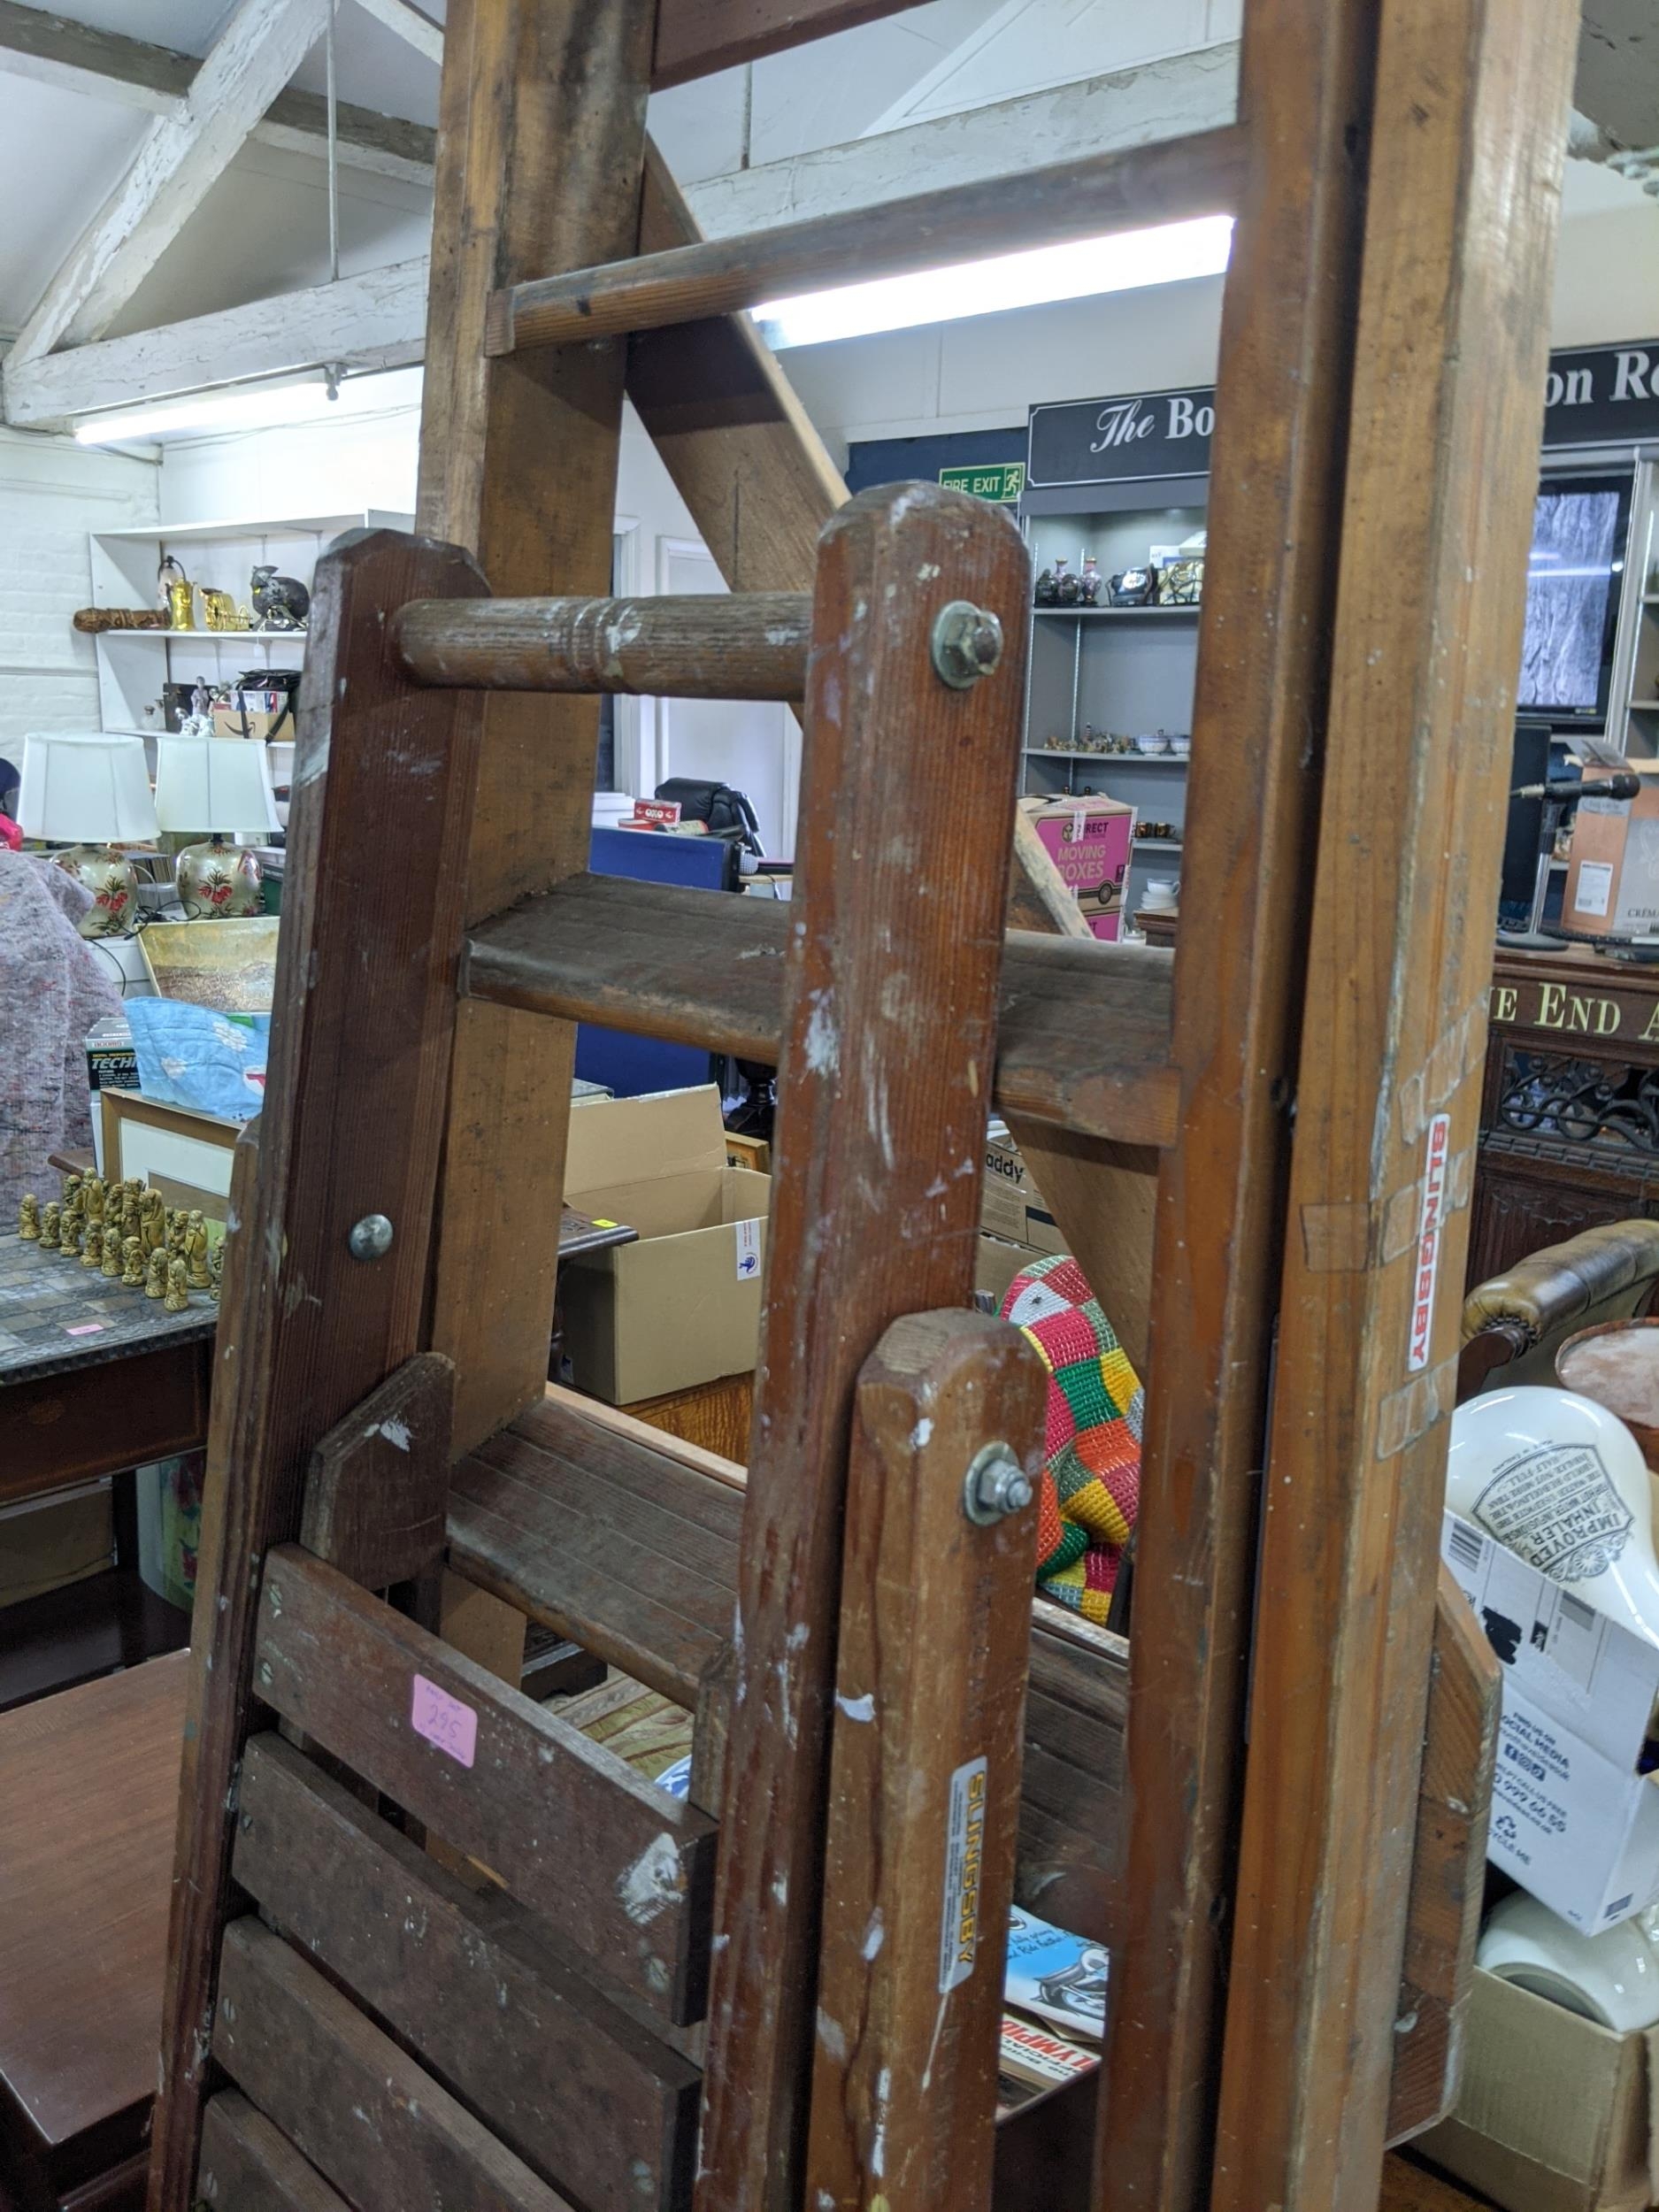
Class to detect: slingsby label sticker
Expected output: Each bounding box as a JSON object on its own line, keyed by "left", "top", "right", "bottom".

{"left": 939, "top": 1755, "right": 988, "bottom": 1993}
{"left": 1407, "top": 1112, "right": 1453, "bottom": 1373}
{"left": 1475, "top": 1443, "right": 1633, "bottom": 1583}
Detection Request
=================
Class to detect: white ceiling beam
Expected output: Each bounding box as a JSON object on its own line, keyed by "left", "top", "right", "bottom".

{"left": 2, "top": 255, "right": 430, "bottom": 426}
{"left": 0, "top": 3, "right": 436, "bottom": 182}
{"left": 350, "top": 0, "right": 442, "bottom": 67}
{"left": 11, "top": 0, "right": 334, "bottom": 363}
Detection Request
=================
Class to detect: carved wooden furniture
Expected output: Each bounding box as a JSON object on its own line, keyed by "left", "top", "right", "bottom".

{"left": 142, "top": 4, "right": 1576, "bottom": 2210}
{"left": 1471, "top": 948, "right": 1659, "bottom": 1289}
{"left": 0, "top": 1654, "right": 186, "bottom": 2212}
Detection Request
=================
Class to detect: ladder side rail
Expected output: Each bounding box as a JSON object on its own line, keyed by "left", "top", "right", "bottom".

{"left": 1212, "top": 2, "right": 1578, "bottom": 2201}
{"left": 146, "top": 532, "right": 492, "bottom": 2212}
{"left": 694, "top": 482, "right": 1034, "bottom": 2212}
{"left": 418, "top": 0, "right": 657, "bottom": 1461}
{"left": 1095, "top": 2, "right": 1380, "bottom": 2204}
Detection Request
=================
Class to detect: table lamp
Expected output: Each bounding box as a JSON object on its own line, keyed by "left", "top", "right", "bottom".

{"left": 16, "top": 731, "right": 158, "bottom": 938}
{"left": 154, "top": 734, "right": 280, "bottom": 918}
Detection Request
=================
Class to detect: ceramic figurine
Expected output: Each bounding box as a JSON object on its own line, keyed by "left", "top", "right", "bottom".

{"left": 59, "top": 1211, "right": 83, "bottom": 1261}
{"left": 60, "top": 1171, "right": 81, "bottom": 1211}
{"left": 167, "top": 1213, "right": 188, "bottom": 1262}
{"left": 1053, "top": 556, "right": 1078, "bottom": 606}
{"left": 121, "top": 1235, "right": 145, "bottom": 1287}
{"left": 208, "top": 1240, "right": 225, "bottom": 1304}
{"left": 165, "top": 1256, "right": 190, "bottom": 1313}
{"left": 39, "top": 1202, "right": 60, "bottom": 1252}
{"left": 83, "top": 1174, "right": 105, "bottom": 1230}
{"left": 142, "top": 1190, "right": 166, "bottom": 1252}
{"left": 1079, "top": 555, "right": 1102, "bottom": 607}
{"left": 250, "top": 565, "right": 311, "bottom": 632}
{"left": 184, "top": 1211, "right": 211, "bottom": 1290}
{"left": 101, "top": 1225, "right": 122, "bottom": 1279}
{"left": 145, "top": 1248, "right": 168, "bottom": 1300}
{"left": 120, "top": 1187, "right": 141, "bottom": 1244}
{"left": 81, "top": 1212, "right": 104, "bottom": 1265}
{"left": 1034, "top": 565, "right": 1059, "bottom": 607}
{"left": 18, "top": 1194, "right": 39, "bottom": 1240}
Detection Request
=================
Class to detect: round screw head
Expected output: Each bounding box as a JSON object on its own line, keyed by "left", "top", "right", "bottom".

{"left": 931, "top": 601, "right": 1004, "bottom": 689}
{"left": 963, "top": 1440, "right": 1034, "bottom": 1525}
{"left": 348, "top": 1212, "right": 395, "bottom": 1261}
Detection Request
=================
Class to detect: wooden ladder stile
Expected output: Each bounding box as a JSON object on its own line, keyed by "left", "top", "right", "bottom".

{"left": 143, "top": 3, "right": 1575, "bottom": 2208}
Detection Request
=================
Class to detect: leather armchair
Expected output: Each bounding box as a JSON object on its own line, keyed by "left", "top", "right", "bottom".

{"left": 1458, "top": 1219, "right": 1659, "bottom": 1402}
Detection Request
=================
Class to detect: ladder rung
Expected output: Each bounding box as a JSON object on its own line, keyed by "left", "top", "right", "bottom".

{"left": 395, "top": 592, "right": 810, "bottom": 699}
{"left": 446, "top": 1393, "right": 1127, "bottom": 1936}
{"left": 487, "top": 124, "right": 1251, "bottom": 355}
{"left": 461, "top": 873, "right": 1179, "bottom": 1148}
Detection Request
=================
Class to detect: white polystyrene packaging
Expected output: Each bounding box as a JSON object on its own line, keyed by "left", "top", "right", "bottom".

{"left": 1446, "top": 1385, "right": 1659, "bottom": 1648}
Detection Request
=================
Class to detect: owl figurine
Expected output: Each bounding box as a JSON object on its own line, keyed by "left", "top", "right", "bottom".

{"left": 165, "top": 1256, "right": 190, "bottom": 1313}
{"left": 100, "top": 1225, "right": 122, "bottom": 1279}
{"left": 39, "top": 1202, "right": 61, "bottom": 1252}
{"left": 18, "top": 1194, "right": 40, "bottom": 1240}
{"left": 121, "top": 1235, "right": 145, "bottom": 1287}
{"left": 144, "top": 1248, "right": 168, "bottom": 1300}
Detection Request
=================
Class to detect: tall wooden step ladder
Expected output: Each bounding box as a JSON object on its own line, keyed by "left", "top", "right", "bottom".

{"left": 146, "top": 3, "right": 1579, "bottom": 2210}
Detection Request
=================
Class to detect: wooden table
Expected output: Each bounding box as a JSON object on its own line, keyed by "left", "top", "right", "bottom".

{"left": 0, "top": 1652, "right": 186, "bottom": 2211}
{"left": 1471, "top": 947, "right": 1659, "bottom": 1287}
{"left": 0, "top": 1233, "right": 214, "bottom": 1705}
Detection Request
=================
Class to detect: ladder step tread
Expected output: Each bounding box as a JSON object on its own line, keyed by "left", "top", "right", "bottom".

{"left": 462, "top": 874, "right": 1179, "bottom": 1148}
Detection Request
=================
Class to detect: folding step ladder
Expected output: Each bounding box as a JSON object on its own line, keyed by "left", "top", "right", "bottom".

{"left": 145, "top": 3, "right": 1578, "bottom": 2209}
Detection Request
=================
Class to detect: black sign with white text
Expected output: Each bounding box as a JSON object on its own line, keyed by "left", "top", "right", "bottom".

{"left": 1026, "top": 342, "right": 1659, "bottom": 490}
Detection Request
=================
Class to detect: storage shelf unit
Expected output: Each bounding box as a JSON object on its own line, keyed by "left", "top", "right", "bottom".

{"left": 88, "top": 510, "right": 410, "bottom": 733}
{"left": 1033, "top": 604, "right": 1201, "bottom": 620}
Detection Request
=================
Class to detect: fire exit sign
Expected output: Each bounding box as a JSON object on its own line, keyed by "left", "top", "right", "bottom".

{"left": 939, "top": 462, "right": 1025, "bottom": 503}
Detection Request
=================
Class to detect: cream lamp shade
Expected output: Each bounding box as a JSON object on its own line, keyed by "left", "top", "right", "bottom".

{"left": 154, "top": 734, "right": 280, "bottom": 834}
{"left": 17, "top": 731, "right": 158, "bottom": 843}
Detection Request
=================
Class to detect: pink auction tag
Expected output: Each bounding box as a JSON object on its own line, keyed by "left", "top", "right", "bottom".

{"left": 410, "top": 1673, "right": 478, "bottom": 1768}
{"left": 65, "top": 1322, "right": 107, "bottom": 1337}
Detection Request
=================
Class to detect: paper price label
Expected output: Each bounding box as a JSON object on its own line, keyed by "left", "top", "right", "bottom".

{"left": 938, "top": 1755, "right": 988, "bottom": 1993}
{"left": 735, "top": 1217, "right": 762, "bottom": 1281}
{"left": 411, "top": 1673, "right": 478, "bottom": 1768}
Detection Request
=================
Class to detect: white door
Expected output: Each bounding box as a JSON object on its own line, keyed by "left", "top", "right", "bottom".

{"left": 654, "top": 537, "right": 799, "bottom": 858}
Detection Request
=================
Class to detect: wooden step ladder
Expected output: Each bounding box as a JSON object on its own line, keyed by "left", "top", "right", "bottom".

{"left": 144, "top": 3, "right": 1578, "bottom": 2210}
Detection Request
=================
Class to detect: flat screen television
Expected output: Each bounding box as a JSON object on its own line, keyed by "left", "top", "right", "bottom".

{"left": 1516, "top": 470, "right": 1632, "bottom": 722}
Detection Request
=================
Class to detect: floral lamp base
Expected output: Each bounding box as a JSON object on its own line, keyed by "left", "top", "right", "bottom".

{"left": 56, "top": 846, "right": 140, "bottom": 938}
{"left": 176, "top": 837, "right": 263, "bottom": 919}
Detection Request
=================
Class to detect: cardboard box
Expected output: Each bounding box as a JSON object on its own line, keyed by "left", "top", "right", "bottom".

{"left": 211, "top": 689, "right": 293, "bottom": 745}
{"left": 0, "top": 1483, "right": 113, "bottom": 1609}
{"left": 1418, "top": 1968, "right": 1659, "bottom": 2212}
{"left": 101, "top": 1087, "right": 239, "bottom": 1223}
{"left": 1020, "top": 795, "right": 1135, "bottom": 942}
{"left": 1441, "top": 1509, "right": 1659, "bottom": 1931}
{"left": 1563, "top": 764, "right": 1659, "bottom": 939}
{"left": 982, "top": 1122, "right": 1067, "bottom": 1256}
{"left": 977, "top": 1233, "right": 1048, "bottom": 1310}
{"left": 560, "top": 1086, "right": 770, "bottom": 1404}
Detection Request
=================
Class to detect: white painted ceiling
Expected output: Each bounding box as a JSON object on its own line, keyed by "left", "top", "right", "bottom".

{"left": 0, "top": 0, "right": 1655, "bottom": 356}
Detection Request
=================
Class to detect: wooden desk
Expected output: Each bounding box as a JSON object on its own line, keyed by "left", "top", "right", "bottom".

{"left": 0, "top": 1653, "right": 186, "bottom": 2210}
{"left": 1471, "top": 948, "right": 1659, "bottom": 1286}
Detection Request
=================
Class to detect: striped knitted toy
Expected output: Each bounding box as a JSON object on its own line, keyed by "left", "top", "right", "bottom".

{"left": 1000, "top": 1252, "right": 1142, "bottom": 1624}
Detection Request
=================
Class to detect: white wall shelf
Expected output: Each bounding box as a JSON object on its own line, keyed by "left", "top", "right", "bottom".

{"left": 96, "top": 629, "right": 310, "bottom": 645}
{"left": 94, "top": 510, "right": 411, "bottom": 544}
{"left": 1033, "top": 604, "right": 1201, "bottom": 619}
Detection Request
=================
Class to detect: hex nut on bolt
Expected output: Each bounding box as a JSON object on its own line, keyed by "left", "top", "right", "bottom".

{"left": 963, "top": 1440, "right": 1033, "bottom": 1525}
{"left": 348, "top": 1212, "right": 395, "bottom": 1261}
{"left": 931, "top": 601, "right": 1004, "bottom": 689}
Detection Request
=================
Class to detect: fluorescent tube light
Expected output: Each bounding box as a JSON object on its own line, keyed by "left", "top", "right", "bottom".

{"left": 753, "top": 215, "right": 1233, "bottom": 351}
{"left": 73, "top": 366, "right": 423, "bottom": 446}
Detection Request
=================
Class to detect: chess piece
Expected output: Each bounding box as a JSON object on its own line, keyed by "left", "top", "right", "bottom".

{"left": 208, "top": 1239, "right": 225, "bottom": 1304}
{"left": 83, "top": 1174, "right": 105, "bottom": 1230}
{"left": 81, "top": 1210, "right": 104, "bottom": 1265}
{"left": 120, "top": 1187, "right": 141, "bottom": 1244}
{"left": 60, "top": 1171, "right": 81, "bottom": 1213}
{"left": 145, "top": 1248, "right": 168, "bottom": 1300}
{"left": 141, "top": 1190, "right": 166, "bottom": 1253}
{"left": 60, "top": 1211, "right": 84, "bottom": 1261}
{"left": 121, "top": 1235, "right": 145, "bottom": 1287}
{"left": 18, "top": 1194, "right": 39, "bottom": 1240}
{"left": 165, "top": 1256, "right": 190, "bottom": 1313}
{"left": 185, "top": 1211, "right": 211, "bottom": 1291}
{"left": 100, "top": 1225, "right": 122, "bottom": 1279}
{"left": 39, "top": 1202, "right": 60, "bottom": 1252}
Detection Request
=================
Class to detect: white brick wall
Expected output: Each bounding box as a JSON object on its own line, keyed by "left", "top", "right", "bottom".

{"left": 0, "top": 427, "right": 157, "bottom": 754}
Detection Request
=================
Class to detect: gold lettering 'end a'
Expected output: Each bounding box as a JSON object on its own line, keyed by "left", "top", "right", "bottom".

{"left": 1641, "top": 1002, "right": 1659, "bottom": 1044}
{"left": 1536, "top": 981, "right": 1567, "bottom": 1028}
{"left": 1493, "top": 986, "right": 1519, "bottom": 1021}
